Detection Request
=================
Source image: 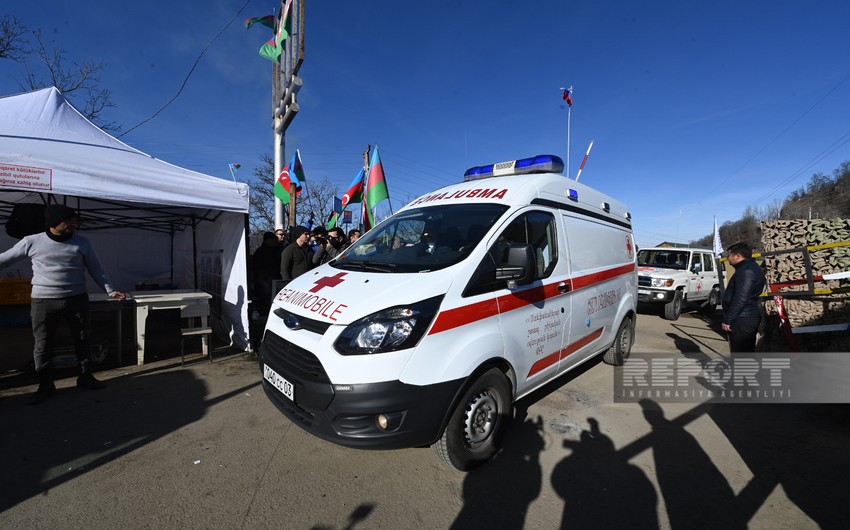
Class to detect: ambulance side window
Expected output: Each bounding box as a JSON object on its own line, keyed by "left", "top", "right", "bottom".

{"left": 505, "top": 211, "right": 557, "bottom": 279}
{"left": 463, "top": 211, "right": 557, "bottom": 297}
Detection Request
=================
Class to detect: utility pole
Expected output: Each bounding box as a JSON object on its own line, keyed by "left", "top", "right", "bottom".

{"left": 272, "top": 0, "right": 305, "bottom": 233}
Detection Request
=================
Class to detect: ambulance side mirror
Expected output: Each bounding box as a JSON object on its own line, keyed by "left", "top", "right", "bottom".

{"left": 496, "top": 244, "right": 535, "bottom": 286}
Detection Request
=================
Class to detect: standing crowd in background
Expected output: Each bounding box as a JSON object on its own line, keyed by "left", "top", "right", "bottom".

{"left": 250, "top": 225, "right": 360, "bottom": 317}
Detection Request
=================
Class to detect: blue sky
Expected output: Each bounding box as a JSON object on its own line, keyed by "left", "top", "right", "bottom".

{"left": 3, "top": 1, "right": 849, "bottom": 247}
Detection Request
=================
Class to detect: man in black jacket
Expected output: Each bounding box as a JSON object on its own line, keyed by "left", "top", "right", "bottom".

{"left": 280, "top": 226, "right": 312, "bottom": 281}
{"left": 721, "top": 242, "right": 766, "bottom": 352}
{"left": 250, "top": 232, "right": 282, "bottom": 314}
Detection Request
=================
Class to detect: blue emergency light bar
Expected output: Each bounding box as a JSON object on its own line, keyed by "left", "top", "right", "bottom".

{"left": 463, "top": 154, "right": 565, "bottom": 181}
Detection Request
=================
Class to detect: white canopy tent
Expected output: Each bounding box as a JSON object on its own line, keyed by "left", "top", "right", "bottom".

{"left": 0, "top": 87, "right": 252, "bottom": 352}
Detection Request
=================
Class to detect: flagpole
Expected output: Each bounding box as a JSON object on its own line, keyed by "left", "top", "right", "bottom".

{"left": 575, "top": 141, "right": 593, "bottom": 182}
{"left": 560, "top": 85, "right": 573, "bottom": 178}
{"left": 361, "top": 144, "right": 370, "bottom": 231}
{"left": 567, "top": 104, "right": 571, "bottom": 179}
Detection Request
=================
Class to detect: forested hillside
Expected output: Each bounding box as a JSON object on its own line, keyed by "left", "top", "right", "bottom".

{"left": 690, "top": 161, "right": 850, "bottom": 250}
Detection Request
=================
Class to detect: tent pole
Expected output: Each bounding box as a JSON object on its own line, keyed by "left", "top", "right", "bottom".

{"left": 192, "top": 215, "right": 198, "bottom": 289}
{"left": 170, "top": 223, "right": 175, "bottom": 288}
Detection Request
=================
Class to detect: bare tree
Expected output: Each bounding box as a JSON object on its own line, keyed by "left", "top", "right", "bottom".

{"left": 2, "top": 18, "right": 118, "bottom": 131}
{"left": 0, "top": 14, "right": 28, "bottom": 62}
{"left": 17, "top": 31, "right": 119, "bottom": 131}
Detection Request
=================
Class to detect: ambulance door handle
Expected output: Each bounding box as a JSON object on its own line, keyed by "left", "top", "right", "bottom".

{"left": 558, "top": 281, "right": 572, "bottom": 293}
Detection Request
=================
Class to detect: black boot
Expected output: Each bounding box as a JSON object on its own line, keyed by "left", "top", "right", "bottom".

{"left": 29, "top": 370, "right": 56, "bottom": 405}
{"left": 76, "top": 360, "right": 106, "bottom": 390}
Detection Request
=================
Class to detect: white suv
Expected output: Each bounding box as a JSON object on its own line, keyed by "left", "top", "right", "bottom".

{"left": 636, "top": 247, "right": 720, "bottom": 320}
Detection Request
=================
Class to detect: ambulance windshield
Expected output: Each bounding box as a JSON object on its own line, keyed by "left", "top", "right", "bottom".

{"left": 334, "top": 204, "right": 509, "bottom": 273}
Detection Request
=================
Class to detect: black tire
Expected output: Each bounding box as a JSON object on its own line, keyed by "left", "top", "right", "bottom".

{"left": 603, "top": 315, "right": 634, "bottom": 366}
{"left": 663, "top": 291, "right": 682, "bottom": 320}
{"left": 699, "top": 287, "right": 719, "bottom": 315}
{"left": 433, "top": 368, "right": 512, "bottom": 471}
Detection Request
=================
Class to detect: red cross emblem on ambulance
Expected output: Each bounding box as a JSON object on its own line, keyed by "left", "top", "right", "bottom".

{"left": 309, "top": 272, "right": 348, "bottom": 293}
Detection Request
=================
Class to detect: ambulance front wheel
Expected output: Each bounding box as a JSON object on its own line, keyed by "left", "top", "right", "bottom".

{"left": 603, "top": 315, "right": 634, "bottom": 366}
{"left": 433, "top": 368, "right": 511, "bottom": 471}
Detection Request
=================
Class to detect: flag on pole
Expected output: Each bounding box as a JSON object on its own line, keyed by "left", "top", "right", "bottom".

{"left": 259, "top": 38, "right": 279, "bottom": 62}
{"left": 243, "top": 15, "right": 275, "bottom": 30}
{"left": 561, "top": 86, "right": 573, "bottom": 107}
{"left": 328, "top": 169, "right": 365, "bottom": 229}
{"left": 227, "top": 163, "right": 240, "bottom": 182}
{"left": 274, "top": 150, "right": 306, "bottom": 205}
{"left": 713, "top": 216, "right": 724, "bottom": 257}
{"left": 364, "top": 146, "right": 389, "bottom": 228}
{"left": 256, "top": 0, "right": 292, "bottom": 62}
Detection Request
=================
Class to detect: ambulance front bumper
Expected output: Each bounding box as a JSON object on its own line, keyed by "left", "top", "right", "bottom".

{"left": 259, "top": 331, "right": 463, "bottom": 449}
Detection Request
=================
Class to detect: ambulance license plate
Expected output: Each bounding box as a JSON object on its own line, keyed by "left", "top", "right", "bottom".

{"left": 638, "top": 289, "right": 650, "bottom": 295}
{"left": 263, "top": 364, "right": 294, "bottom": 402}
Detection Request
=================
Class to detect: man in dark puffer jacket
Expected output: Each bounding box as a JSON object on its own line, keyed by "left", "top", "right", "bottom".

{"left": 721, "top": 242, "right": 766, "bottom": 352}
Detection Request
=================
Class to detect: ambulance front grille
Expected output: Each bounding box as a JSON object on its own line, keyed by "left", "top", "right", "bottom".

{"left": 262, "top": 331, "right": 328, "bottom": 381}
{"left": 638, "top": 276, "right": 652, "bottom": 287}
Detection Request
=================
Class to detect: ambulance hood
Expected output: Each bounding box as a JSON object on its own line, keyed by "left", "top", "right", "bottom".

{"left": 272, "top": 265, "right": 454, "bottom": 325}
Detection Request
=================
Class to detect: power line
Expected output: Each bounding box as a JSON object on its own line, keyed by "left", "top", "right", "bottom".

{"left": 118, "top": 0, "right": 254, "bottom": 138}
{"left": 703, "top": 70, "right": 850, "bottom": 198}
{"left": 749, "top": 131, "right": 850, "bottom": 207}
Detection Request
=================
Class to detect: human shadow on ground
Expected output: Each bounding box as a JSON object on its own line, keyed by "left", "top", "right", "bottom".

{"left": 0, "top": 362, "right": 258, "bottom": 512}
{"left": 639, "top": 399, "right": 743, "bottom": 529}
{"left": 707, "top": 402, "right": 850, "bottom": 529}
{"left": 552, "top": 416, "right": 659, "bottom": 529}
{"left": 450, "top": 406, "right": 546, "bottom": 529}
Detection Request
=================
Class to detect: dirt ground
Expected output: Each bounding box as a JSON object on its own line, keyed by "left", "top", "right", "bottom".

{"left": 0, "top": 304, "right": 846, "bottom": 529}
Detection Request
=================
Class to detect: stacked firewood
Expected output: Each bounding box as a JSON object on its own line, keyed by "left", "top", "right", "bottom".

{"left": 759, "top": 218, "right": 850, "bottom": 351}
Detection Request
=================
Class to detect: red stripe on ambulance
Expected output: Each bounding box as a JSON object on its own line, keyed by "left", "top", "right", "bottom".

{"left": 428, "top": 263, "right": 635, "bottom": 335}
{"left": 527, "top": 327, "right": 604, "bottom": 378}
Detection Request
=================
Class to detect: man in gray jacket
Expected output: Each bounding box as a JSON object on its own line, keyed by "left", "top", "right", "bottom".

{"left": 0, "top": 204, "right": 125, "bottom": 403}
{"left": 721, "top": 242, "right": 766, "bottom": 352}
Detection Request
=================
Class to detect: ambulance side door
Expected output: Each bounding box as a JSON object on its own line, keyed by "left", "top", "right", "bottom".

{"left": 489, "top": 209, "right": 570, "bottom": 396}
{"left": 559, "top": 213, "right": 629, "bottom": 373}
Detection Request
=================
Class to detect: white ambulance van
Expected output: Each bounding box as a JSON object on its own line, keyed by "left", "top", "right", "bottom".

{"left": 259, "top": 154, "right": 637, "bottom": 470}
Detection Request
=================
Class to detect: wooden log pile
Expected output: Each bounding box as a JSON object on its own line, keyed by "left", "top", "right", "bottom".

{"left": 760, "top": 218, "right": 850, "bottom": 351}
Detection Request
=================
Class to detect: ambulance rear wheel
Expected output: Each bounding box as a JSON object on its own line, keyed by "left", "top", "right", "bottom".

{"left": 433, "top": 368, "right": 511, "bottom": 471}
{"left": 663, "top": 291, "right": 683, "bottom": 320}
{"left": 603, "top": 315, "right": 634, "bottom": 366}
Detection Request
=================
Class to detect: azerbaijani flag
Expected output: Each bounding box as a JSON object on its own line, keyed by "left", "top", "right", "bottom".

{"left": 257, "top": 0, "right": 292, "bottom": 62}
{"left": 328, "top": 169, "right": 365, "bottom": 229}
{"left": 259, "top": 38, "right": 279, "bottom": 62}
{"left": 364, "top": 146, "right": 389, "bottom": 228}
{"left": 244, "top": 15, "right": 275, "bottom": 30}
{"left": 274, "top": 150, "right": 306, "bottom": 205}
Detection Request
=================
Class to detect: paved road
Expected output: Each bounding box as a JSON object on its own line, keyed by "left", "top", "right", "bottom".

{"left": 0, "top": 307, "right": 845, "bottom": 529}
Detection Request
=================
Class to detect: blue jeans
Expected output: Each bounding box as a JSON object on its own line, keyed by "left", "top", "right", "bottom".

{"left": 30, "top": 294, "right": 90, "bottom": 372}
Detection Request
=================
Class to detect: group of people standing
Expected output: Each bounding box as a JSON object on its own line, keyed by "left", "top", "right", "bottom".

{"left": 250, "top": 225, "right": 360, "bottom": 315}
{"left": 0, "top": 201, "right": 766, "bottom": 406}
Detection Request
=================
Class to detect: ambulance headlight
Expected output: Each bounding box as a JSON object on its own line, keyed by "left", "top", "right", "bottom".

{"left": 651, "top": 278, "right": 674, "bottom": 287}
{"left": 334, "top": 295, "right": 444, "bottom": 355}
